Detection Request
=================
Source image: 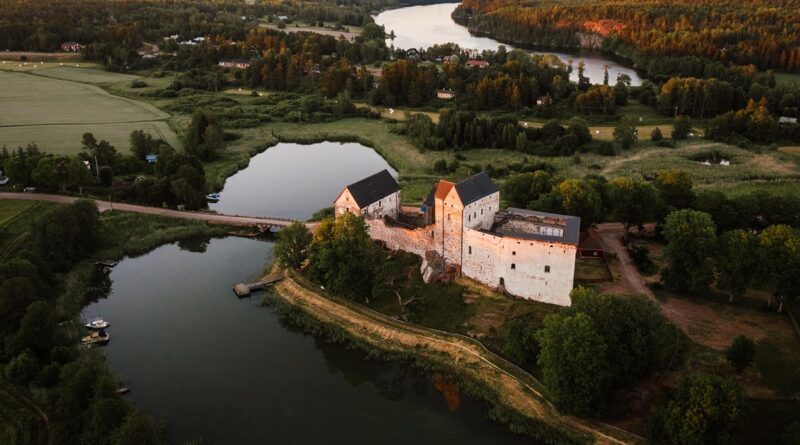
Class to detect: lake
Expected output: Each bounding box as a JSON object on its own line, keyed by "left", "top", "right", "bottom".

{"left": 209, "top": 141, "right": 397, "bottom": 219}
{"left": 82, "top": 237, "right": 535, "bottom": 444}
{"left": 373, "top": 3, "right": 643, "bottom": 86}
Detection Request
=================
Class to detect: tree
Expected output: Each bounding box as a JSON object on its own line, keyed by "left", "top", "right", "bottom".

{"left": 551, "top": 179, "right": 602, "bottom": 229}
{"left": 110, "top": 412, "right": 161, "bottom": 445}
{"left": 372, "top": 255, "right": 423, "bottom": 320}
{"left": 662, "top": 210, "right": 717, "bottom": 294}
{"left": 726, "top": 335, "right": 756, "bottom": 372}
{"left": 502, "top": 318, "right": 539, "bottom": 368}
{"left": 307, "top": 212, "right": 380, "bottom": 301}
{"left": 5, "top": 351, "right": 39, "bottom": 384}
{"left": 716, "top": 230, "right": 760, "bottom": 302}
{"left": 655, "top": 169, "right": 695, "bottom": 211}
{"left": 169, "top": 165, "right": 206, "bottom": 210}
{"left": 673, "top": 115, "right": 692, "bottom": 140}
{"left": 607, "top": 176, "right": 660, "bottom": 237}
{"left": 568, "top": 287, "right": 674, "bottom": 386}
{"left": 185, "top": 110, "right": 223, "bottom": 161}
{"left": 536, "top": 313, "right": 608, "bottom": 414}
{"left": 130, "top": 129, "right": 156, "bottom": 160}
{"left": 758, "top": 225, "right": 800, "bottom": 312}
{"left": 502, "top": 171, "right": 555, "bottom": 208}
{"left": 650, "top": 127, "right": 663, "bottom": 141}
{"left": 99, "top": 166, "right": 113, "bottom": 186}
{"left": 274, "top": 221, "right": 312, "bottom": 269}
{"left": 613, "top": 116, "right": 637, "bottom": 149}
{"left": 658, "top": 374, "right": 746, "bottom": 445}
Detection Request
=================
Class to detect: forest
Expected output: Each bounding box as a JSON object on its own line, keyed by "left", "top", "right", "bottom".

{"left": 456, "top": 0, "right": 800, "bottom": 71}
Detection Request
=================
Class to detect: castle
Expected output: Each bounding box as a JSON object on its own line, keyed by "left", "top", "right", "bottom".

{"left": 334, "top": 170, "right": 580, "bottom": 306}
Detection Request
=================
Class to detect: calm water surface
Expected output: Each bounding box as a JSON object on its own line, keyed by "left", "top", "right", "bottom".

{"left": 373, "top": 3, "right": 642, "bottom": 86}
{"left": 209, "top": 141, "right": 397, "bottom": 219}
{"left": 83, "top": 237, "right": 536, "bottom": 444}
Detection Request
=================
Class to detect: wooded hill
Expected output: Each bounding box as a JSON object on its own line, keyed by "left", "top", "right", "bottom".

{"left": 456, "top": 0, "right": 800, "bottom": 71}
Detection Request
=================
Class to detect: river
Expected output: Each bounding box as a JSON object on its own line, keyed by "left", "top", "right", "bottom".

{"left": 373, "top": 3, "right": 642, "bottom": 86}
{"left": 209, "top": 141, "right": 397, "bottom": 219}
{"left": 82, "top": 237, "right": 535, "bottom": 444}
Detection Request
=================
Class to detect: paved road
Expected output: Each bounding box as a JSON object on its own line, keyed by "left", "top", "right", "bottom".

{"left": 0, "top": 192, "right": 317, "bottom": 228}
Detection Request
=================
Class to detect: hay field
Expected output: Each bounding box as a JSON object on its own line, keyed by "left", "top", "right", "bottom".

{"left": 32, "top": 66, "right": 140, "bottom": 84}
{"left": 0, "top": 71, "right": 178, "bottom": 154}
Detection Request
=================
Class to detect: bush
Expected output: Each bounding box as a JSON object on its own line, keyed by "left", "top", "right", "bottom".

{"left": 651, "top": 127, "right": 664, "bottom": 141}
{"left": 673, "top": 115, "right": 691, "bottom": 140}
{"left": 129, "top": 79, "right": 148, "bottom": 88}
{"left": 726, "top": 335, "right": 756, "bottom": 372}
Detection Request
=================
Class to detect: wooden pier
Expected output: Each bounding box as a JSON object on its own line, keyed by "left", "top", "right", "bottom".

{"left": 233, "top": 275, "right": 283, "bottom": 297}
{"left": 95, "top": 260, "right": 118, "bottom": 269}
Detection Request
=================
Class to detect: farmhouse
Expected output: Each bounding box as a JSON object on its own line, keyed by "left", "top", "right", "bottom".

{"left": 61, "top": 42, "right": 85, "bottom": 52}
{"left": 218, "top": 59, "right": 251, "bottom": 69}
{"left": 436, "top": 89, "right": 456, "bottom": 100}
{"left": 466, "top": 59, "right": 489, "bottom": 68}
{"left": 334, "top": 170, "right": 579, "bottom": 306}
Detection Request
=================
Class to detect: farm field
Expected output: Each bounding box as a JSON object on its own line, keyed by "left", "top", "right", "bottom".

{"left": 0, "top": 71, "right": 178, "bottom": 154}
{"left": 32, "top": 66, "right": 140, "bottom": 83}
{"left": 0, "top": 59, "right": 99, "bottom": 72}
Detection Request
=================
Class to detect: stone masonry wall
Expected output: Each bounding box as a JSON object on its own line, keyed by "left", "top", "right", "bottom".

{"left": 462, "top": 228, "right": 577, "bottom": 306}
{"left": 366, "top": 218, "right": 434, "bottom": 258}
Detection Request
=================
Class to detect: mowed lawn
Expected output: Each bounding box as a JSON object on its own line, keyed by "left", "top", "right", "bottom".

{"left": 0, "top": 71, "right": 179, "bottom": 154}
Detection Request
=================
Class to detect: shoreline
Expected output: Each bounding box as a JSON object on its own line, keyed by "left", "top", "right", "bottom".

{"left": 269, "top": 266, "right": 646, "bottom": 445}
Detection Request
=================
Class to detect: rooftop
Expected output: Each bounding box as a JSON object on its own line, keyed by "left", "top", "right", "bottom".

{"left": 454, "top": 171, "right": 499, "bottom": 205}
{"left": 342, "top": 169, "right": 400, "bottom": 208}
{"left": 491, "top": 208, "right": 581, "bottom": 245}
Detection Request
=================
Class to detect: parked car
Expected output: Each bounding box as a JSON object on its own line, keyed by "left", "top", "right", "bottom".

{"left": 0, "top": 176, "right": 10, "bottom": 186}
{"left": 23, "top": 186, "right": 36, "bottom": 192}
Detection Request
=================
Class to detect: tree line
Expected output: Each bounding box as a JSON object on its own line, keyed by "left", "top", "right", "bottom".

{"left": 0, "top": 201, "right": 161, "bottom": 444}
{"left": 457, "top": 0, "right": 800, "bottom": 71}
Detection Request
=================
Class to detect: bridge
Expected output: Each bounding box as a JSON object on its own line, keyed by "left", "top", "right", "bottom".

{"left": 0, "top": 192, "right": 319, "bottom": 230}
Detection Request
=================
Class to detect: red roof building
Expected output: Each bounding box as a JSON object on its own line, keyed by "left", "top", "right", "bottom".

{"left": 465, "top": 60, "right": 489, "bottom": 68}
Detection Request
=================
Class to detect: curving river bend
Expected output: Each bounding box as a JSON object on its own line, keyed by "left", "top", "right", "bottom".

{"left": 373, "top": 3, "right": 643, "bottom": 86}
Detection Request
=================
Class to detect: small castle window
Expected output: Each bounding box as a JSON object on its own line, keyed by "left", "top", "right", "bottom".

{"left": 511, "top": 263, "right": 516, "bottom": 270}
{"left": 512, "top": 251, "right": 516, "bottom": 256}
{"left": 481, "top": 209, "right": 483, "bottom": 215}
{"left": 468, "top": 215, "right": 471, "bottom": 222}
{"left": 474, "top": 212, "right": 476, "bottom": 218}
{"left": 468, "top": 246, "right": 472, "bottom": 254}
{"left": 545, "top": 266, "right": 550, "bottom": 273}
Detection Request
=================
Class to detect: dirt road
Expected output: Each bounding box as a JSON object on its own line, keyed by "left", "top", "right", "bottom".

{"left": 595, "top": 223, "right": 656, "bottom": 299}
{"left": 0, "top": 192, "right": 317, "bottom": 228}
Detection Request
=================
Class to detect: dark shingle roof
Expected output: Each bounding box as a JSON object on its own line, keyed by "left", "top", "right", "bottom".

{"left": 345, "top": 169, "right": 400, "bottom": 208}
{"left": 454, "top": 172, "right": 498, "bottom": 205}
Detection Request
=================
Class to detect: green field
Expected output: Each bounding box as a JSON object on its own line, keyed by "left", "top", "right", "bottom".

{"left": 0, "top": 200, "right": 37, "bottom": 227}
{"left": 32, "top": 66, "right": 140, "bottom": 84}
{"left": 0, "top": 71, "right": 179, "bottom": 154}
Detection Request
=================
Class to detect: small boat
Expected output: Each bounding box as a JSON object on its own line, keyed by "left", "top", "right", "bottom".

{"left": 85, "top": 318, "right": 111, "bottom": 330}
{"left": 82, "top": 328, "right": 110, "bottom": 345}
{"left": 206, "top": 193, "right": 221, "bottom": 202}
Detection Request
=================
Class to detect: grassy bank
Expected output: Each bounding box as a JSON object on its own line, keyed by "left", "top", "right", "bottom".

{"left": 270, "top": 266, "right": 644, "bottom": 445}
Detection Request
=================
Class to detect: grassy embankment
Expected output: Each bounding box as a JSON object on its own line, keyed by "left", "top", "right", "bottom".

{"left": 270, "top": 265, "right": 644, "bottom": 445}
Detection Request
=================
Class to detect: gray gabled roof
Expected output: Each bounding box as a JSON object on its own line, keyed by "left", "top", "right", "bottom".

{"left": 345, "top": 169, "right": 400, "bottom": 208}
{"left": 454, "top": 172, "right": 498, "bottom": 205}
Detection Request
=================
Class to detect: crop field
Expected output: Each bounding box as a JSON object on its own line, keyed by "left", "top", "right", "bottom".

{"left": 0, "top": 71, "right": 178, "bottom": 154}
{"left": 32, "top": 66, "right": 140, "bottom": 84}
{"left": 0, "top": 59, "right": 99, "bottom": 72}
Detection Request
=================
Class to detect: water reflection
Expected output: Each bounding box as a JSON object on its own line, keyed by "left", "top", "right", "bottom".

{"left": 83, "top": 237, "right": 536, "bottom": 444}
{"left": 209, "top": 142, "right": 397, "bottom": 220}
{"left": 373, "top": 3, "right": 643, "bottom": 86}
